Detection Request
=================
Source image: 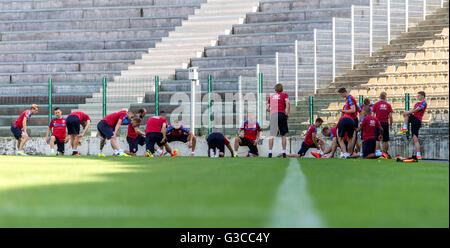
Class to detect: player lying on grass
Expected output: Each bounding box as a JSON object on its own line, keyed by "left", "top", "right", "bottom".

{"left": 337, "top": 111, "right": 357, "bottom": 159}
{"left": 65, "top": 111, "right": 91, "bottom": 156}
{"left": 286, "top": 117, "right": 325, "bottom": 158}
{"left": 234, "top": 113, "right": 261, "bottom": 157}
{"left": 125, "top": 118, "right": 146, "bottom": 156}
{"left": 10, "top": 104, "right": 39, "bottom": 156}
{"left": 207, "top": 132, "right": 234, "bottom": 158}
{"left": 97, "top": 110, "right": 135, "bottom": 157}
{"left": 45, "top": 107, "right": 67, "bottom": 156}
{"left": 372, "top": 92, "right": 393, "bottom": 158}
{"left": 166, "top": 121, "right": 197, "bottom": 156}
{"left": 352, "top": 106, "right": 383, "bottom": 159}
{"left": 397, "top": 91, "right": 427, "bottom": 160}
{"left": 145, "top": 111, "right": 178, "bottom": 157}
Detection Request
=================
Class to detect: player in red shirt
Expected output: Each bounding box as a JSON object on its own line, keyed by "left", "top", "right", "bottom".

{"left": 287, "top": 118, "right": 325, "bottom": 158}
{"left": 66, "top": 111, "right": 91, "bottom": 156}
{"left": 166, "top": 121, "right": 197, "bottom": 156}
{"left": 45, "top": 107, "right": 67, "bottom": 156}
{"left": 125, "top": 108, "right": 147, "bottom": 156}
{"left": 97, "top": 110, "right": 135, "bottom": 157}
{"left": 234, "top": 113, "right": 262, "bottom": 157}
{"left": 372, "top": 92, "right": 393, "bottom": 158}
{"left": 355, "top": 106, "right": 383, "bottom": 159}
{"left": 145, "top": 111, "right": 178, "bottom": 157}
{"left": 207, "top": 132, "right": 234, "bottom": 157}
{"left": 10, "top": 104, "right": 39, "bottom": 156}
{"left": 267, "top": 83, "right": 290, "bottom": 158}
{"left": 398, "top": 91, "right": 428, "bottom": 160}
{"left": 321, "top": 126, "right": 340, "bottom": 159}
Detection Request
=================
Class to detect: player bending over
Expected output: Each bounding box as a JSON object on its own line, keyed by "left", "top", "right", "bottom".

{"left": 397, "top": 91, "right": 427, "bottom": 160}
{"left": 97, "top": 110, "right": 135, "bottom": 157}
{"left": 66, "top": 111, "right": 91, "bottom": 156}
{"left": 145, "top": 111, "right": 178, "bottom": 157}
{"left": 234, "top": 114, "right": 262, "bottom": 157}
{"left": 337, "top": 111, "right": 357, "bottom": 159}
{"left": 338, "top": 88, "right": 361, "bottom": 155}
{"left": 287, "top": 118, "right": 325, "bottom": 158}
{"left": 267, "top": 83, "right": 290, "bottom": 158}
{"left": 125, "top": 118, "right": 146, "bottom": 156}
{"left": 45, "top": 107, "right": 67, "bottom": 156}
{"left": 166, "top": 121, "right": 197, "bottom": 156}
{"left": 10, "top": 104, "right": 39, "bottom": 156}
{"left": 207, "top": 132, "right": 234, "bottom": 158}
{"left": 354, "top": 106, "right": 383, "bottom": 159}
{"left": 321, "top": 126, "right": 340, "bottom": 159}
{"left": 372, "top": 92, "right": 393, "bottom": 158}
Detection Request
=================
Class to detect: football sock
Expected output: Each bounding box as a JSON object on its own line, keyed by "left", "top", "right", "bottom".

{"left": 375, "top": 150, "right": 382, "bottom": 157}
{"left": 268, "top": 150, "right": 272, "bottom": 154}
{"left": 417, "top": 152, "right": 421, "bottom": 157}
{"left": 234, "top": 151, "right": 238, "bottom": 155}
{"left": 281, "top": 150, "right": 286, "bottom": 154}
{"left": 50, "top": 149, "right": 55, "bottom": 153}
{"left": 403, "top": 124, "right": 408, "bottom": 129}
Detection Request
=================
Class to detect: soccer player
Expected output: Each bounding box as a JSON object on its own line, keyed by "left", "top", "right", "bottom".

{"left": 338, "top": 87, "right": 361, "bottom": 154}
{"left": 206, "top": 132, "right": 234, "bottom": 158}
{"left": 166, "top": 121, "right": 197, "bottom": 156}
{"left": 45, "top": 108, "right": 67, "bottom": 156}
{"left": 233, "top": 114, "right": 262, "bottom": 157}
{"left": 356, "top": 106, "right": 383, "bottom": 159}
{"left": 125, "top": 118, "right": 146, "bottom": 156}
{"left": 10, "top": 104, "right": 39, "bottom": 156}
{"left": 337, "top": 111, "right": 357, "bottom": 159}
{"left": 397, "top": 91, "right": 427, "bottom": 160}
{"left": 267, "top": 83, "right": 290, "bottom": 158}
{"left": 145, "top": 111, "right": 178, "bottom": 157}
{"left": 372, "top": 92, "right": 393, "bottom": 158}
{"left": 97, "top": 110, "right": 135, "bottom": 157}
{"left": 287, "top": 118, "right": 325, "bottom": 158}
{"left": 321, "top": 126, "right": 339, "bottom": 158}
{"left": 360, "top": 98, "right": 374, "bottom": 115}
{"left": 66, "top": 111, "right": 91, "bottom": 156}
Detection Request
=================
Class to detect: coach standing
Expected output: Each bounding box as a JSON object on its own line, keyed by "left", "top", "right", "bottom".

{"left": 267, "top": 83, "right": 290, "bottom": 158}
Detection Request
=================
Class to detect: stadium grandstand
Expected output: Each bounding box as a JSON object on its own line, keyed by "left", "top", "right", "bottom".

{"left": 0, "top": 0, "right": 448, "bottom": 156}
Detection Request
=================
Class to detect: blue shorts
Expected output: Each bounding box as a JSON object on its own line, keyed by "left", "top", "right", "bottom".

{"left": 362, "top": 138, "right": 376, "bottom": 157}
{"left": 10, "top": 125, "right": 22, "bottom": 140}
{"left": 66, "top": 115, "right": 81, "bottom": 135}
{"left": 207, "top": 133, "right": 226, "bottom": 153}
{"left": 127, "top": 136, "right": 146, "bottom": 153}
{"left": 338, "top": 118, "right": 355, "bottom": 139}
{"left": 97, "top": 121, "right": 114, "bottom": 139}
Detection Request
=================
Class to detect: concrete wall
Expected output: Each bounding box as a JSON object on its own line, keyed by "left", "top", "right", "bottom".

{"left": 0, "top": 132, "right": 448, "bottom": 159}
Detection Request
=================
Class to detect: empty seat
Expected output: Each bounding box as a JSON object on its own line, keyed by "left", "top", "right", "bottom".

{"left": 384, "top": 65, "right": 396, "bottom": 74}
{"left": 425, "top": 87, "right": 434, "bottom": 94}
{"left": 395, "top": 88, "right": 404, "bottom": 95}
{"left": 405, "top": 77, "right": 415, "bottom": 85}
{"left": 387, "top": 77, "right": 396, "bottom": 85}
{"left": 368, "top": 78, "right": 377, "bottom": 85}
{"left": 395, "top": 66, "right": 406, "bottom": 74}
{"left": 358, "top": 89, "right": 367, "bottom": 95}
{"left": 396, "top": 77, "right": 406, "bottom": 85}
{"left": 425, "top": 76, "right": 435, "bottom": 84}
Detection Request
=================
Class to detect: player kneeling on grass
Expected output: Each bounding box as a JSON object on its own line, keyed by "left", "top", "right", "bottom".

{"left": 234, "top": 114, "right": 262, "bottom": 157}
{"left": 145, "top": 111, "right": 178, "bottom": 157}
{"left": 125, "top": 118, "right": 146, "bottom": 156}
{"left": 397, "top": 91, "right": 427, "bottom": 161}
{"left": 97, "top": 110, "right": 135, "bottom": 157}
{"left": 66, "top": 111, "right": 91, "bottom": 156}
{"left": 45, "top": 107, "right": 67, "bottom": 156}
{"left": 166, "top": 122, "right": 196, "bottom": 156}
{"left": 352, "top": 106, "right": 383, "bottom": 159}
{"left": 321, "top": 126, "right": 339, "bottom": 158}
{"left": 10, "top": 104, "right": 39, "bottom": 156}
{"left": 207, "top": 132, "right": 234, "bottom": 158}
{"left": 287, "top": 118, "right": 325, "bottom": 158}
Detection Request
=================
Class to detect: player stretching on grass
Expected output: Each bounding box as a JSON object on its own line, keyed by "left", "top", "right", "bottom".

{"left": 97, "top": 110, "right": 135, "bottom": 157}
{"left": 337, "top": 111, "right": 357, "bottom": 159}
{"left": 354, "top": 106, "right": 383, "bottom": 159}
{"left": 66, "top": 111, "right": 91, "bottom": 156}
{"left": 286, "top": 118, "right": 325, "bottom": 158}
{"left": 207, "top": 132, "right": 234, "bottom": 158}
{"left": 372, "top": 92, "right": 393, "bottom": 158}
{"left": 10, "top": 104, "right": 39, "bottom": 156}
{"left": 145, "top": 111, "right": 178, "bottom": 157}
{"left": 125, "top": 118, "right": 146, "bottom": 156}
{"left": 45, "top": 108, "right": 67, "bottom": 156}
{"left": 267, "top": 83, "right": 290, "bottom": 158}
{"left": 321, "top": 126, "right": 339, "bottom": 158}
{"left": 397, "top": 91, "right": 427, "bottom": 161}
{"left": 233, "top": 113, "right": 262, "bottom": 157}
{"left": 338, "top": 88, "right": 361, "bottom": 155}
{"left": 166, "top": 121, "right": 197, "bottom": 156}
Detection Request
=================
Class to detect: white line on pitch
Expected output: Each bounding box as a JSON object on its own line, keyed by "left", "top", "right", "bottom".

{"left": 266, "top": 158, "right": 325, "bottom": 228}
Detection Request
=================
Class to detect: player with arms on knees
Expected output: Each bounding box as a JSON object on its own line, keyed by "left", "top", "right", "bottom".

{"left": 337, "top": 109, "right": 357, "bottom": 159}
{"left": 166, "top": 121, "right": 197, "bottom": 156}
{"left": 145, "top": 111, "right": 178, "bottom": 157}
{"left": 207, "top": 132, "right": 234, "bottom": 158}
{"left": 10, "top": 104, "right": 39, "bottom": 156}
{"left": 45, "top": 107, "right": 67, "bottom": 156}
{"left": 97, "top": 110, "right": 135, "bottom": 157}
{"left": 372, "top": 92, "right": 393, "bottom": 158}
{"left": 397, "top": 91, "right": 427, "bottom": 160}
{"left": 125, "top": 118, "right": 146, "bottom": 156}
{"left": 338, "top": 88, "right": 361, "bottom": 154}
{"left": 233, "top": 113, "right": 262, "bottom": 157}
{"left": 66, "top": 111, "right": 91, "bottom": 156}
{"left": 321, "top": 126, "right": 341, "bottom": 159}
{"left": 287, "top": 118, "right": 325, "bottom": 158}
{"left": 355, "top": 106, "right": 383, "bottom": 159}
{"left": 267, "top": 83, "right": 290, "bottom": 158}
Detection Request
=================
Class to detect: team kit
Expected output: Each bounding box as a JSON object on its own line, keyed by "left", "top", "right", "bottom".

{"left": 9, "top": 84, "right": 427, "bottom": 160}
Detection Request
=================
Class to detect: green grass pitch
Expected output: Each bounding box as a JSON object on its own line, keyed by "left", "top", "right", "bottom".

{"left": 0, "top": 156, "right": 448, "bottom": 228}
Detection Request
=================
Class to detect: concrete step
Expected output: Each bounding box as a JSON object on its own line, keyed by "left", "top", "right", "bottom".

{"left": 218, "top": 31, "right": 314, "bottom": 46}
{"left": 233, "top": 19, "right": 333, "bottom": 34}
{"left": 0, "top": 60, "right": 134, "bottom": 73}
{"left": 0, "top": 71, "right": 120, "bottom": 84}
